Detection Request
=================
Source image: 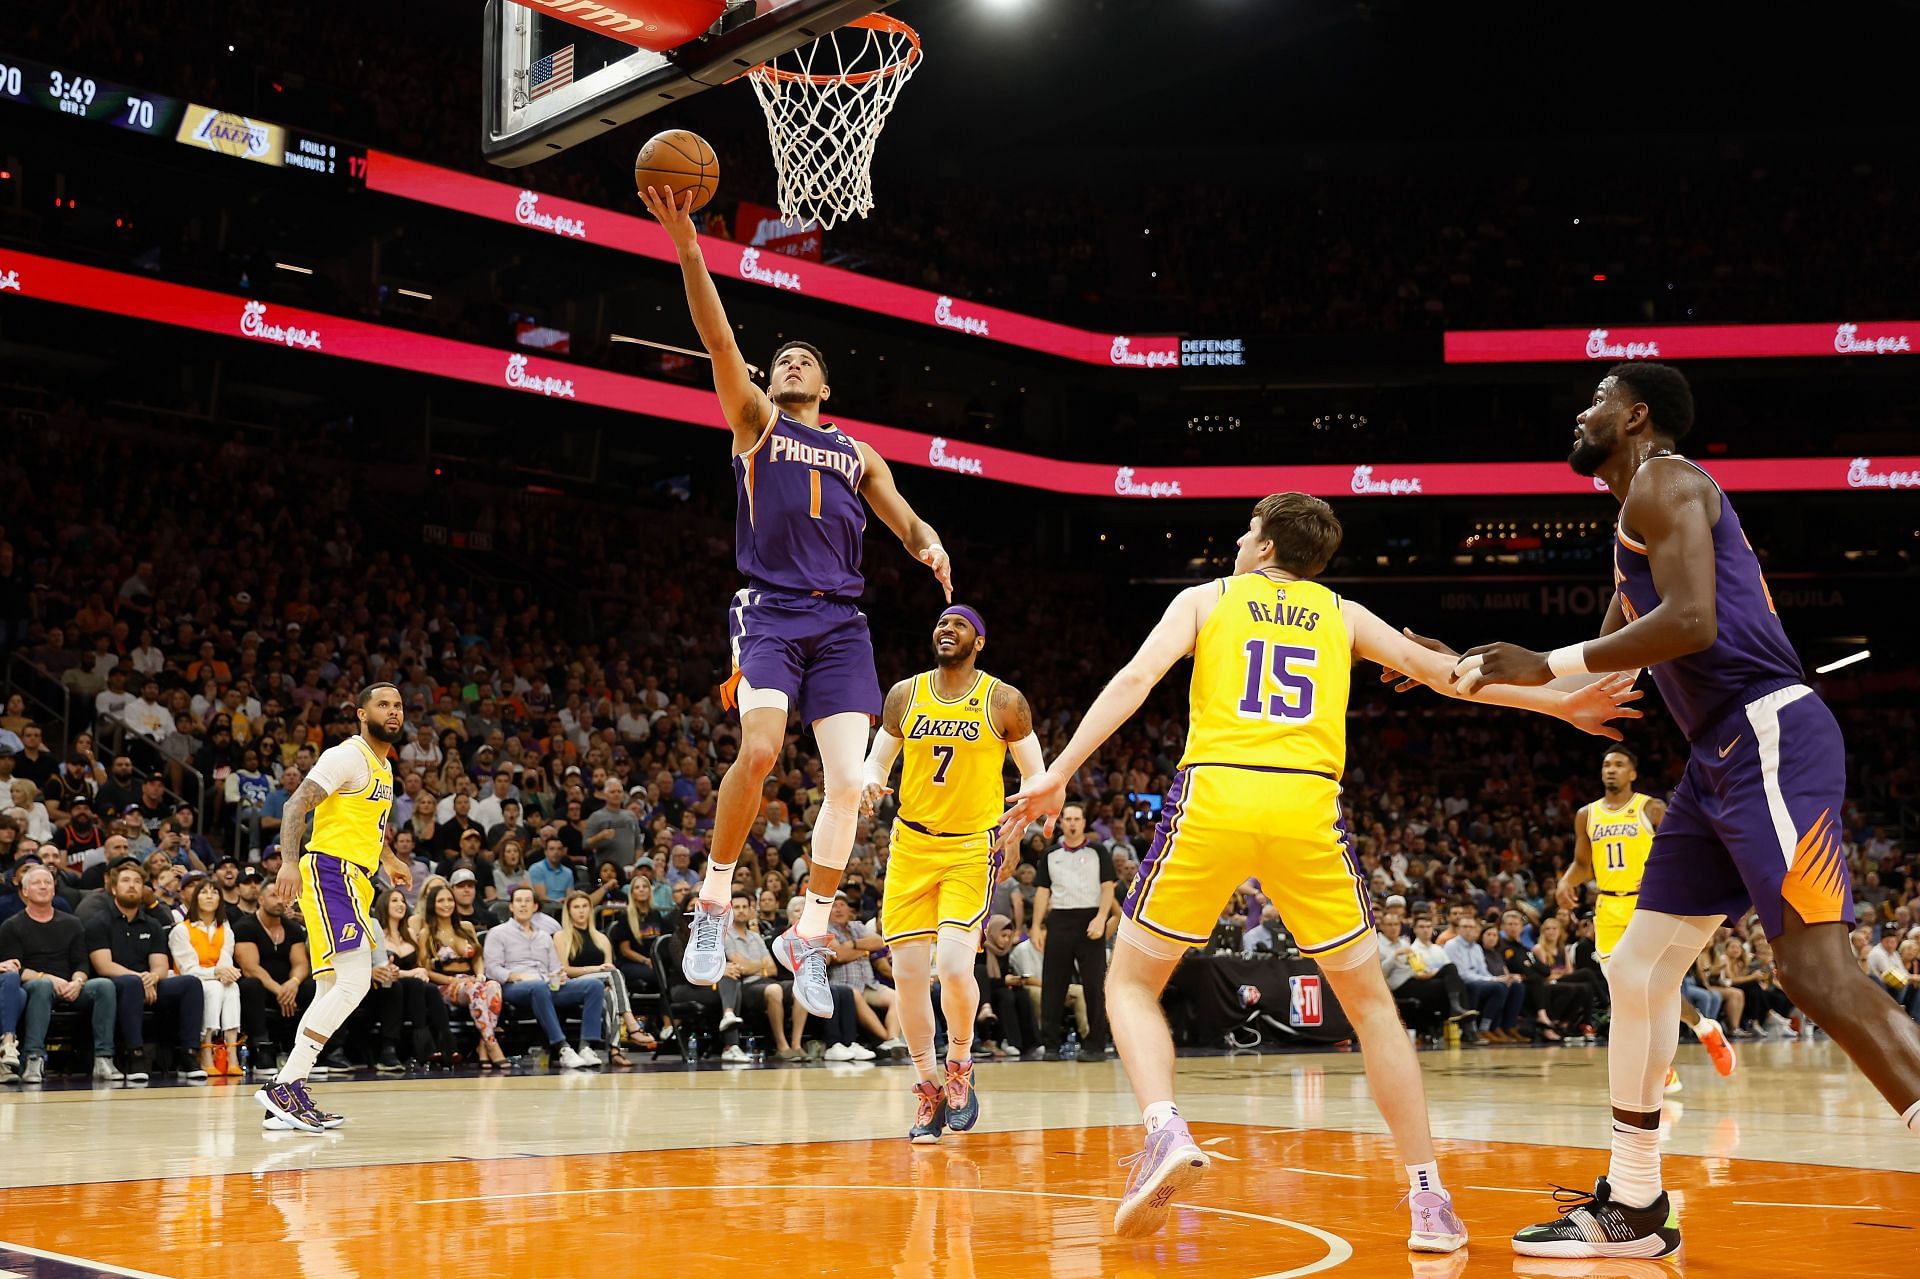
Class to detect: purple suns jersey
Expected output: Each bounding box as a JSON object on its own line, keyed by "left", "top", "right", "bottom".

{"left": 1612, "top": 457, "right": 1804, "bottom": 740}
{"left": 732, "top": 408, "right": 868, "bottom": 598}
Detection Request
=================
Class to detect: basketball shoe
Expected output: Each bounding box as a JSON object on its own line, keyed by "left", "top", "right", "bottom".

{"left": 1695, "top": 1017, "right": 1736, "bottom": 1076}
{"left": 1663, "top": 1067, "right": 1682, "bottom": 1094}
{"left": 909, "top": 1080, "right": 948, "bottom": 1144}
{"left": 1511, "top": 1177, "right": 1682, "bottom": 1259}
{"left": 683, "top": 898, "right": 730, "bottom": 986}
{"left": 1406, "top": 1188, "right": 1469, "bottom": 1253}
{"left": 944, "top": 1059, "right": 980, "bottom": 1132}
{"left": 254, "top": 1081, "right": 326, "bottom": 1134}
{"left": 773, "top": 929, "right": 834, "bottom": 1015}
{"left": 1113, "top": 1117, "right": 1209, "bottom": 1239}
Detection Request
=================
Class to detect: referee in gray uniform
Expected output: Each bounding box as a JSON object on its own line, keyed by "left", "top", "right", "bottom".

{"left": 1033, "top": 802, "right": 1115, "bottom": 1058}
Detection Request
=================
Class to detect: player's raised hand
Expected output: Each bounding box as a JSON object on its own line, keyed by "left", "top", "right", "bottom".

{"left": 860, "top": 781, "right": 892, "bottom": 818}
{"left": 1452, "top": 641, "right": 1553, "bottom": 693}
{"left": 1558, "top": 670, "right": 1644, "bottom": 740}
{"left": 639, "top": 183, "right": 700, "bottom": 250}
{"left": 998, "top": 768, "right": 1065, "bottom": 853}
{"left": 1379, "top": 626, "right": 1458, "bottom": 693}
{"left": 918, "top": 543, "right": 953, "bottom": 602}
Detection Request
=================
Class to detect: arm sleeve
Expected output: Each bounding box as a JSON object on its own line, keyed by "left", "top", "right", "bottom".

{"left": 862, "top": 729, "right": 903, "bottom": 790}
{"left": 1096, "top": 844, "right": 1117, "bottom": 883}
{"left": 1032, "top": 854, "right": 1052, "bottom": 890}
{"left": 303, "top": 742, "right": 370, "bottom": 798}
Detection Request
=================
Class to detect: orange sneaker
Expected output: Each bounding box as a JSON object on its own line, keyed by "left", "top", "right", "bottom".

{"left": 1663, "top": 1066, "right": 1683, "bottom": 1094}
{"left": 1696, "top": 1017, "right": 1736, "bottom": 1077}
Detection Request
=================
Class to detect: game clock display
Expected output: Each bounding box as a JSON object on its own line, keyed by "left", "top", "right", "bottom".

{"left": 0, "top": 54, "right": 186, "bottom": 136}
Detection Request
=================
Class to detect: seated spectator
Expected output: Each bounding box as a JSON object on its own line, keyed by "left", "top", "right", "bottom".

{"left": 1378, "top": 915, "right": 1453, "bottom": 1040}
{"left": 8, "top": 780, "right": 51, "bottom": 843}
{"left": 447, "top": 867, "right": 488, "bottom": 933}
{"left": 718, "top": 890, "right": 793, "bottom": 1065}
{"left": 52, "top": 797, "right": 107, "bottom": 866}
{"left": 528, "top": 836, "right": 578, "bottom": 907}
{"left": 1445, "top": 907, "right": 1525, "bottom": 1041}
{"left": 86, "top": 859, "right": 204, "bottom": 1080}
{"left": 415, "top": 878, "right": 506, "bottom": 1068}
{"left": 824, "top": 895, "right": 892, "bottom": 1058}
{"left": 482, "top": 885, "right": 606, "bottom": 1069}
{"left": 1682, "top": 946, "right": 1725, "bottom": 1025}
{"left": 608, "top": 878, "right": 665, "bottom": 1004}
{"left": 557, "top": 889, "right": 654, "bottom": 1063}
{"left": 168, "top": 879, "right": 243, "bottom": 1077}
{"left": 1867, "top": 930, "right": 1920, "bottom": 1023}
{"left": 233, "top": 881, "right": 314, "bottom": 1072}
{"left": 976, "top": 914, "right": 1037, "bottom": 1058}
{"left": 1495, "top": 908, "right": 1590, "bottom": 1041}
{"left": 491, "top": 839, "right": 532, "bottom": 903}
{"left": 588, "top": 859, "right": 626, "bottom": 910}
{"left": 375, "top": 884, "right": 453, "bottom": 1067}
{"left": 0, "top": 864, "right": 119, "bottom": 1083}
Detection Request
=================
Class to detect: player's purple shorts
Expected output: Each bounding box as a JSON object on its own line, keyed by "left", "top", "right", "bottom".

{"left": 1639, "top": 681, "right": 1853, "bottom": 939}
{"left": 725, "top": 586, "right": 881, "bottom": 724}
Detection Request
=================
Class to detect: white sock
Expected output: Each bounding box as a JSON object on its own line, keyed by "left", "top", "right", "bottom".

{"left": 698, "top": 859, "right": 736, "bottom": 905}
{"left": 1406, "top": 1161, "right": 1444, "bottom": 1196}
{"left": 276, "top": 1034, "right": 324, "bottom": 1085}
{"left": 1142, "top": 1101, "right": 1180, "bottom": 1133}
{"left": 798, "top": 892, "right": 834, "bottom": 938}
{"left": 1695, "top": 1016, "right": 1723, "bottom": 1042}
{"left": 1902, "top": 1099, "right": 1920, "bottom": 1136}
{"left": 1607, "top": 1117, "right": 1663, "bottom": 1207}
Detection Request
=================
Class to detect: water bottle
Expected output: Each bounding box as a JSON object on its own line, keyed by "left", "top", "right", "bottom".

{"left": 238, "top": 1044, "right": 251, "bottom": 1080}
{"left": 1063, "top": 1030, "right": 1080, "bottom": 1061}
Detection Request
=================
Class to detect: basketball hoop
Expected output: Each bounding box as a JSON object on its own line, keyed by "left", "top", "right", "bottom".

{"left": 746, "top": 14, "right": 922, "bottom": 230}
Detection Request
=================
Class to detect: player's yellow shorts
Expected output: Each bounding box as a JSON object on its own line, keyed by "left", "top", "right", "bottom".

{"left": 1594, "top": 892, "right": 1638, "bottom": 961}
{"left": 300, "top": 852, "right": 377, "bottom": 977}
{"left": 1124, "top": 764, "right": 1370, "bottom": 959}
{"left": 880, "top": 822, "right": 1002, "bottom": 945}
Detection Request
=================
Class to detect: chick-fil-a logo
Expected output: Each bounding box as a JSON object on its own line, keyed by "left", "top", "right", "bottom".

{"left": 1109, "top": 336, "right": 1179, "bottom": 368}
{"left": 0, "top": 267, "right": 19, "bottom": 293}
{"left": 1585, "top": 329, "right": 1660, "bottom": 361}
{"left": 739, "top": 247, "right": 803, "bottom": 292}
{"left": 514, "top": 191, "right": 587, "bottom": 239}
{"left": 1847, "top": 457, "right": 1920, "bottom": 490}
{"left": 933, "top": 296, "right": 990, "bottom": 337}
{"left": 927, "top": 437, "right": 985, "bottom": 476}
{"left": 504, "top": 353, "right": 575, "bottom": 399}
{"left": 1114, "top": 467, "right": 1184, "bottom": 498}
{"left": 239, "top": 301, "right": 323, "bottom": 350}
{"left": 1834, "top": 324, "right": 1912, "bottom": 356}
{"left": 1350, "top": 465, "right": 1424, "bottom": 496}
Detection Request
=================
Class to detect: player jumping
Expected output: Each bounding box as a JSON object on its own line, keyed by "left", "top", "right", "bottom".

{"left": 861, "top": 606, "right": 1045, "bottom": 1142}
{"left": 1446, "top": 363, "right": 1920, "bottom": 1259}
{"left": 999, "top": 493, "right": 1641, "bottom": 1247}
{"left": 639, "top": 183, "right": 952, "bottom": 1016}
{"left": 255, "top": 682, "right": 412, "bottom": 1134}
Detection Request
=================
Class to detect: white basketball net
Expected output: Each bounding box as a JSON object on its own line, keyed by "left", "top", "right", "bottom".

{"left": 747, "top": 17, "right": 922, "bottom": 230}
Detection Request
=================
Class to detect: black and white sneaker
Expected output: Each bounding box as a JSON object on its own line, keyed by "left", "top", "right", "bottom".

{"left": 1511, "top": 1177, "right": 1682, "bottom": 1259}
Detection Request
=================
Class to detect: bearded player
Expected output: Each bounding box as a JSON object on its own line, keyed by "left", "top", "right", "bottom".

{"left": 1564, "top": 745, "right": 1734, "bottom": 1095}
{"left": 1449, "top": 363, "right": 1920, "bottom": 1258}
{"left": 255, "top": 682, "right": 412, "bottom": 1134}
{"left": 640, "top": 184, "right": 952, "bottom": 1016}
{"left": 861, "top": 606, "right": 1045, "bottom": 1143}
{"left": 1000, "top": 493, "right": 1641, "bottom": 1246}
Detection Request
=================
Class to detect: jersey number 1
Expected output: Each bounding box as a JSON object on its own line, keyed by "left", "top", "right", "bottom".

{"left": 1238, "top": 639, "right": 1317, "bottom": 722}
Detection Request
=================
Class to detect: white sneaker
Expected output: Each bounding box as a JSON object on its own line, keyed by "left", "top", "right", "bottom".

{"left": 556, "top": 1045, "right": 588, "bottom": 1069}
{"left": 718, "top": 1010, "right": 742, "bottom": 1032}
{"left": 875, "top": 1038, "right": 906, "bottom": 1054}
{"left": 0, "top": 1041, "right": 19, "bottom": 1068}
{"left": 682, "top": 898, "right": 731, "bottom": 986}
{"left": 848, "top": 1043, "right": 876, "bottom": 1061}
{"left": 823, "top": 1043, "right": 856, "bottom": 1062}
{"left": 574, "top": 1046, "right": 603, "bottom": 1068}
{"left": 92, "top": 1057, "right": 124, "bottom": 1083}
{"left": 721, "top": 1045, "right": 752, "bottom": 1064}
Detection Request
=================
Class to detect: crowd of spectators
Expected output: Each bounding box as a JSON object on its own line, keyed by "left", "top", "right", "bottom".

{"left": 1, "top": 413, "right": 1915, "bottom": 1080}
{"left": 15, "top": 5, "right": 1919, "bottom": 336}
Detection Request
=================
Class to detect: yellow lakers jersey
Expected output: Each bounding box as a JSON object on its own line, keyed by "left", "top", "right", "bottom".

{"left": 1182, "top": 573, "right": 1350, "bottom": 777}
{"left": 308, "top": 736, "right": 394, "bottom": 870}
{"left": 897, "top": 670, "right": 1007, "bottom": 834}
{"left": 1586, "top": 792, "right": 1654, "bottom": 894}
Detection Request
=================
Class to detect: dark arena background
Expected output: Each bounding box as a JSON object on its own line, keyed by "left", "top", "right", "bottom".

{"left": 0, "top": 3, "right": 1916, "bottom": 1277}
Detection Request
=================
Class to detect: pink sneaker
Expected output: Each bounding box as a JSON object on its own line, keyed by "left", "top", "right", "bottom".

{"left": 1113, "top": 1117, "right": 1209, "bottom": 1239}
{"left": 1406, "top": 1188, "right": 1469, "bottom": 1253}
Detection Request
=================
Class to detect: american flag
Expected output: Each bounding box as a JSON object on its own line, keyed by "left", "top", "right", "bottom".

{"left": 528, "top": 45, "right": 575, "bottom": 101}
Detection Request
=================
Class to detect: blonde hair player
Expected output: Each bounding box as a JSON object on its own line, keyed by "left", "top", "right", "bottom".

{"left": 255, "top": 682, "right": 412, "bottom": 1134}
{"left": 861, "top": 605, "right": 1044, "bottom": 1143}
{"left": 999, "top": 493, "right": 1640, "bottom": 1248}
{"left": 1564, "top": 745, "right": 1735, "bottom": 1094}
{"left": 638, "top": 183, "right": 952, "bottom": 1020}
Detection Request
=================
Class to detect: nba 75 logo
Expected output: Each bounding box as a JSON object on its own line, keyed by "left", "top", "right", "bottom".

{"left": 1289, "top": 974, "right": 1323, "bottom": 1027}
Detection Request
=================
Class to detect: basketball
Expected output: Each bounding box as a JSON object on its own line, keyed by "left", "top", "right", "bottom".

{"left": 634, "top": 129, "right": 719, "bottom": 211}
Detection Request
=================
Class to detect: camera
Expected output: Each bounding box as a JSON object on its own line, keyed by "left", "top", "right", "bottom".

{"left": 1127, "top": 791, "right": 1163, "bottom": 824}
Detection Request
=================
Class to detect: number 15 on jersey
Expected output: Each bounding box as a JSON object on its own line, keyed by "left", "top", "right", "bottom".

{"left": 1238, "top": 638, "right": 1317, "bottom": 722}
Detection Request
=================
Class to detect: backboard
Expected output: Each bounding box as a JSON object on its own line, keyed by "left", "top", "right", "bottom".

{"left": 483, "top": 0, "right": 891, "bottom": 167}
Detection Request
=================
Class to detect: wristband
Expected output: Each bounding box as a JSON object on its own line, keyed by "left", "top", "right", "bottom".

{"left": 1547, "top": 643, "right": 1592, "bottom": 679}
{"left": 926, "top": 543, "right": 945, "bottom": 559}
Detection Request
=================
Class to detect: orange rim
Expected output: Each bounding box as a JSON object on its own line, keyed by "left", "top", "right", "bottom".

{"left": 750, "top": 13, "right": 921, "bottom": 86}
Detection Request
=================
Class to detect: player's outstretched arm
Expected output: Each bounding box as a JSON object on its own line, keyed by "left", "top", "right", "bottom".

{"left": 998, "top": 585, "right": 1208, "bottom": 848}
{"left": 860, "top": 679, "right": 912, "bottom": 817}
{"left": 994, "top": 682, "right": 1046, "bottom": 785}
{"left": 638, "top": 184, "right": 774, "bottom": 449}
{"left": 1454, "top": 462, "right": 1720, "bottom": 691}
{"left": 855, "top": 443, "right": 951, "bottom": 601}
{"left": 1343, "top": 599, "right": 1642, "bottom": 739}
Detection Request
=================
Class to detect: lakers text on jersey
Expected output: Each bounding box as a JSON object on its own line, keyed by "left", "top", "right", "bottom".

{"left": 880, "top": 671, "right": 1007, "bottom": 944}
